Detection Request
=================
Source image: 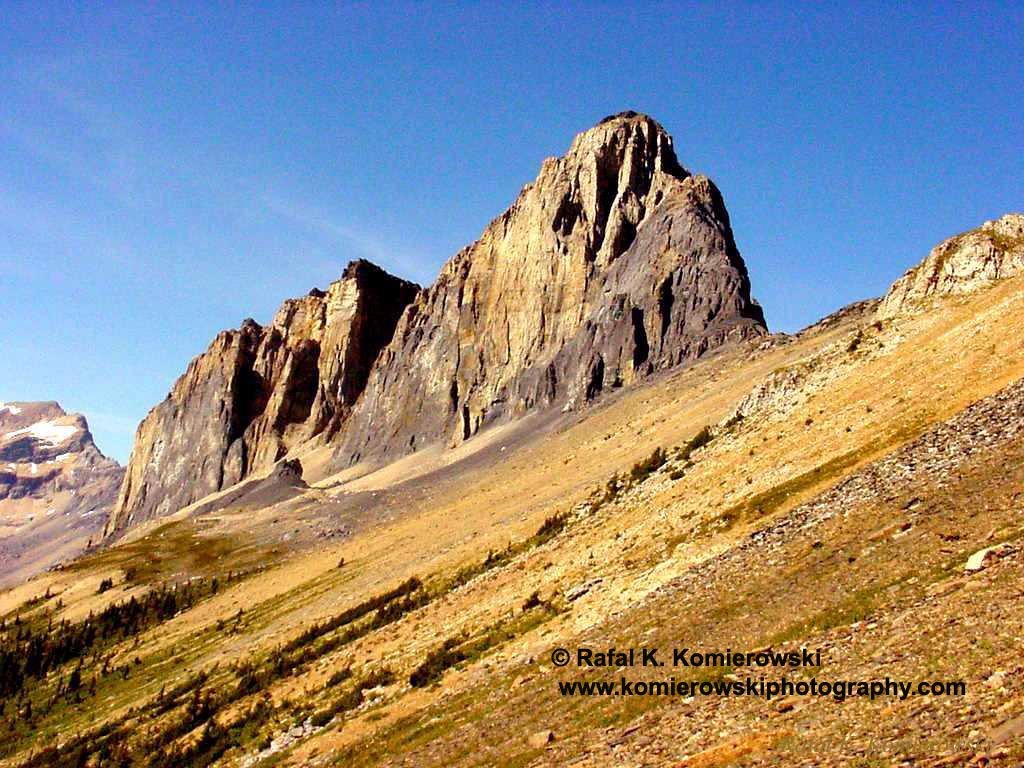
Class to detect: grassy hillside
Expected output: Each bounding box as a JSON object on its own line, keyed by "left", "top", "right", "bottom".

{"left": 3, "top": 276, "right": 1024, "bottom": 767}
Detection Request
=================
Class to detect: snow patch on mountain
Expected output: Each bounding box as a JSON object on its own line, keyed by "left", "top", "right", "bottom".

{"left": 6, "top": 420, "right": 79, "bottom": 446}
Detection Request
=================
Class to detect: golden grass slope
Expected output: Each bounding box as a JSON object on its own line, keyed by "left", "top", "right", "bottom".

{"left": 2, "top": 274, "right": 1024, "bottom": 767}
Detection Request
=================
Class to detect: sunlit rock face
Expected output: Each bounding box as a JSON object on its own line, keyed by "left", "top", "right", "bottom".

{"left": 110, "top": 112, "right": 768, "bottom": 536}
{"left": 878, "top": 213, "right": 1024, "bottom": 318}
{"left": 107, "top": 261, "right": 418, "bottom": 534}
{"left": 335, "top": 112, "right": 766, "bottom": 466}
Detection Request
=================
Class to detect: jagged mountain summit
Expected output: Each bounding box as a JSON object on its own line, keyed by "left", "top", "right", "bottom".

{"left": 0, "top": 401, "right": 122, "bottom": 585}
{"left": 108, "top": 112, "right": 767, "bottom": 536}
{"left": 337, "top": 112, "right": 766, "bottom": 465}
{"left": 107, "top": 260, "right": 418, "bottom": 534}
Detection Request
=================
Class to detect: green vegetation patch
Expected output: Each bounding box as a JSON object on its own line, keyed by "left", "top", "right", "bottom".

{"left": 65, "top": 520, "right": 276, "bottom": 584}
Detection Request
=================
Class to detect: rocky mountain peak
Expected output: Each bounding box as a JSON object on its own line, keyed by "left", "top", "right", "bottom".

{"left": 0, "top": 401, "right": 123, "bottom": 585}
{"left": 110, "top": 113, "right": 766, "bottom": 532}
{"left": 567, "top": 110, "right": 684, "bottom": 177}
{"left": 335, "top": 113, "right": 766, "bottom": 466}
{"left": 1, "top": 401, "right": 95, "bottom": 463}
{"left": 342, "top": 257, "right": 389, "bottom": 280}
{"left": 523, "top": 111, "right": 688, "bottom": 269}
{"left": 879, "top": 213, "right": 1024, "bottom": 318}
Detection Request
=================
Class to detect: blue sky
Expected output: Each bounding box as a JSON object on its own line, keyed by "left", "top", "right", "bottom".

{"left": 1, "top": 3, "right": 1021, "bottom": 463}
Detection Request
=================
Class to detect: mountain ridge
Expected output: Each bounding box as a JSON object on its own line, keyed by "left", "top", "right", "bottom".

{"left": 5, "top": 235, "right": 1024, "bottom": 766}
{"left": 108, "top": 112, "right": 768, "bottom": 535}
{"left": 4, "top": 182, "right": 1024, "bottom": 767}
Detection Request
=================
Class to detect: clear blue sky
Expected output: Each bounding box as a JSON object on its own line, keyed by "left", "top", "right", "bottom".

{"left": 1, "top": 3, "right": 1021, "bottom": 463}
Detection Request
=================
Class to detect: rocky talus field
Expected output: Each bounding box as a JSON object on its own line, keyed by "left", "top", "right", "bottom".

{"left": 1, "top": 113, "right": 1022, "bottom": 768}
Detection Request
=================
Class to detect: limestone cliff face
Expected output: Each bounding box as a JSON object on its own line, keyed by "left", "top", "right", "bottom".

{"left": 106, "top": 261, "right": 418, "bottom": 534}
{"left": 110, "top": 112, "right": 766, "bottom": 533}
{"left": 337, "top": 112, "right": 766, "bottom": 465}
{"left": 878, "top": 213, "right": 1024, "bottom": 318}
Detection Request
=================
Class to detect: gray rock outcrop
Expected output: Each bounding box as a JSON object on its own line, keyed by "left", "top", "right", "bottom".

{"left": 878, "top": 213, "right": 1024, "bottom": 318}
{"left": 106, "top": 261, "right": 418, "bottom": 534}
{"left": 336, "top": 112, "right": 766, "bottom": 465}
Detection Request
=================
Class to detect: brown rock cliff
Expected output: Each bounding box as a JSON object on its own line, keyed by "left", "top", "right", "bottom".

{"left": 106, "top": 261, "right": 418, "bottom": 534}
{"left": 336, "top": 112, "right": 766, "bottom": 465}
{"left": 109, "top": 112, "right": 768, "bottom": 533}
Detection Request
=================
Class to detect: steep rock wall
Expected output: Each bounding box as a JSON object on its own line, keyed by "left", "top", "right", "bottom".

{"left": 336, "top": 112, "right": 766, "bottom": 465}
{"left": 107, "top": 261, "right": 418, "bottom": 533}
